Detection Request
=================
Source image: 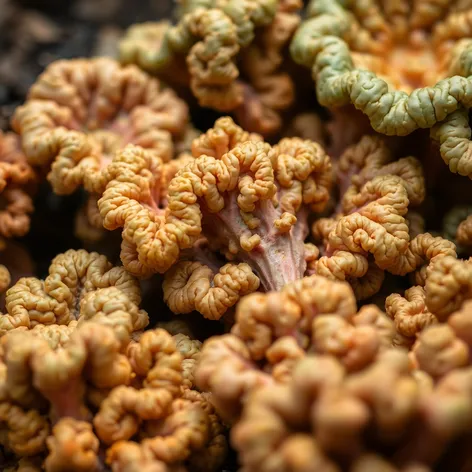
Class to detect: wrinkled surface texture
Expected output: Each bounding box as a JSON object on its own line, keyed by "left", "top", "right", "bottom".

{"left": 3, "top": 0, "right": 472, "bottom": 471}
{"left": 119, "top": 0, "right": 303, "bottom": 136}
{"left": 12, "top": 57, "right": 189, "bottom": 195}
{"left": 291, "top": 0, "right": 472, "bottom": 177}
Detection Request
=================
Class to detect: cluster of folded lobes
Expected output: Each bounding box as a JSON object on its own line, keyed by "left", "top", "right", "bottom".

{"left": 3, "top": 1, "right": 472, "bottom": 470}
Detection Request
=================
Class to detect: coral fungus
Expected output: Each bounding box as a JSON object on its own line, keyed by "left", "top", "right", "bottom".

{"left": 0, "top": 269, "right": 225, "bottom": 471}
{"left": 233, "top": 349, "right": 472, "bottom": 471}
{"left": 160, "top": 117, "right": 332, "bottom": 318}
{"left": 309, "top": 135, "right": 455, "bottom": 300}
{"left": 13, "top": 57, "right": 188, "bottom": 195}
{"left": 11, "top": 57, "right": 189, "bottom": 240}
{"left": 0, "top": 249, "right": 146, "bottom": 336}
{"left": 196, "top": 274, "right": 398, "bottom": 422}
{"left": 4, "top": 2, "right": 472, "bottom": 470}
{"left": 120, "top": 1, "right": 302, "bottom": 135}
{"left": 291, "top": 0, "right": 472, "bottom": 176}
{"left": 99, "top": 117, "right": 332, "bottom": 318}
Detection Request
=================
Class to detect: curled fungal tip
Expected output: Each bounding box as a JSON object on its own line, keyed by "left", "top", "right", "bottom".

{"left": 99, "top": 121, "right": 332, "bottom": 296}
{"left": 120, "top": 2, "right": 298, "bottom": 135}
{"left": 12, "top": 57, "right": 189, "bottom": 195}
{"left": 0, "top": 249, "right": 143, "bottom": 336}
{"left": 386, "top": 286, "right": 438, "bottom": 339}
{"left": 291, "top": 1, "right": 472, "bottom": 137}
{"left": 195, "top": 274, "right": 400, "bottom": 422}
{"left": 163, "top": 261, "right": 260, "bottom": 320}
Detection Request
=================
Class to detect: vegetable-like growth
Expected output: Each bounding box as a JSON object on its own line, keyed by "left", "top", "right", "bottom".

{"left": 160, "top": 118, "right": 332, "bottom": 319}
{"left": 100, "top": 118, "right": 331, "bottom": 300}
{"left": 12, "top": 57, "right": 189, "bottom": 195}
{"left": 177, "top": 127, "right": 331, "bottom": 290}
{"left": 291, "top": 0, "right": 472, "bottom": 176}
{"left": 0, "top": 302, "right": 226, "bottom": 470}
{"left": 120, "top": 1, "right": 302, "bottom": 135}
{"left": 196, "top": 274, "right": 398, "bottom": 422}
{"left": 309, "top": 135, "right": 455, "bottom": 300}
{"left": 233, "top": 349, "right": 472, "bottom": 471}
{"left": 98, "top": 144, "right": 194, "bottom": 277}
{"left": 0, "top": 249, "right": 147, "bottom": 336}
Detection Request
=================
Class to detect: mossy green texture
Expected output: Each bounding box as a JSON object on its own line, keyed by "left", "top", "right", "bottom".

{"left": 290, "top": 0, "right": 472, "bottom": 137}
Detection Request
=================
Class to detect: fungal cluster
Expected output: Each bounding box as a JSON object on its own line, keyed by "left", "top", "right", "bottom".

{"left": 2, "top": 1, "right": 472, "bottom": 471}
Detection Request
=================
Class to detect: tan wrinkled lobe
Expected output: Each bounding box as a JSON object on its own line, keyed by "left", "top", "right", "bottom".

{"left": 195, "top": 333, "right": 277, "bottom": 423}
{"left": 45, "top": 418, "right": 101, "bottom": 472}
{"left": 94, "top": 328, "right": 183, "bottom": 444}
{"left": 234, "top": 0, "right": 302, "bottom": 135}
{"left": 336, "top": 136, "right": 425, "bottom": 207}
{"left": 327, "top": 176, "right": 435, "bottom": 275}
{"left": 100, "top": 118, "right": 332, "bottom": 306}
{"left": 386, "top": 286, "right": 438, "bottom": 338}
{"left": 97, "top": 144, "right": 195, "bottom": 277}
{"left": 0, "top": 249, "right": 144, "bottom": 335}
{"left": 231, "top": 352, "right": 407, "bottom": 469}
{"left": 196, "top": 275, "right": 398, "bottom": 422}
{"left": 0, "top": 303, "right": 226, "bottom": 470}
{"left": 163, "top": 118, "right": 265, "bottom": 317}
{"left": 1, "top": 319, "right": 132, "bottom": 418}
{"left": 16, "top": 323, "right": 76, "bottom": 349}
{"left": 233, "top": 349, "right": 472, "bottom": 471}
{"left": 12, "top": 57, "right": 188, "bottom": 195}
{"left": 120, "top": 2, "right": 300, "bottom": 135}
{"left": 412, "top": 299, "right": 472, "bottom": 377}
{"left": 191, "top": 116, "right": 262, "bottom": 159}
{"left": 183, "top": 389, "right": 227, "bottom": 472}
{"left": 0, "top": 132, "right": 36, "bottom": 252}
{"left": 0, "top": 401, "right": 49, "bottom": 457}
{"left": 0, "top": 314, "right": 136, "bottom": 461}
{"left": 163, "top": 261, "right": 260, "bottom": 320}
{"left": 172, "top": 333, "right": 202, "bottom": 389}
{"left": 174, "top": 1, "right": 279, "bottom": 46}
{"left": 105, "top": 391, "right": 226, "bottom": 471}
{"left": 172, "top": 8, "right": 243, "bottom": 111}
{"left": 106, "top": 397, "right": 208, "bottom": 470}
{"left": 424, "top": 255, "right": 472, "bottom": 318}
{"left": 309, "top": 135, "right": 447, "bottom": 299}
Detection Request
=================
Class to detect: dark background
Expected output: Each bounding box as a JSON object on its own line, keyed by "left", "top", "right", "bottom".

{"left": 0, "top": 0, "right": 174, "bottom": 122}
